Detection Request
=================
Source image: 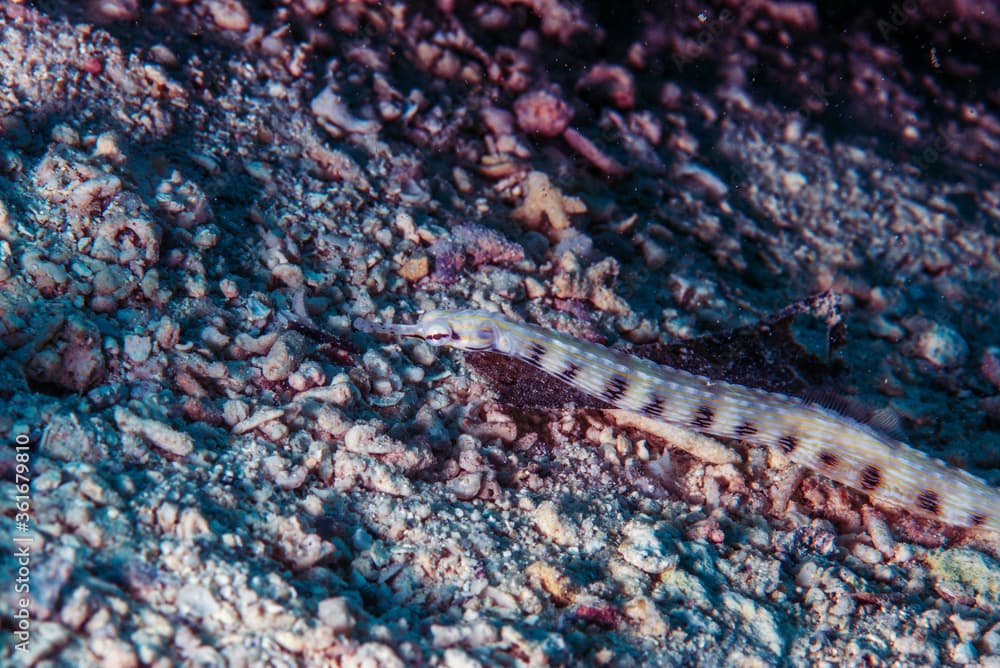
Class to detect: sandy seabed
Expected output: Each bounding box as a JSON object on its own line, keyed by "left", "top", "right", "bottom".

{"left": 2, "top": 1, "right": 1000, "bottom": 666}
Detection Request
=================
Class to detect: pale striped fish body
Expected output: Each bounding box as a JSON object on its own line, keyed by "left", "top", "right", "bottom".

{"left": 355, "top": 309, "right": 1000, "bottom": 533}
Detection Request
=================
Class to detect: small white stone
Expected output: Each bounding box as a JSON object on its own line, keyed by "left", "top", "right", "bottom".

{"left": 781, "top": 170, "right": 808, "bottom": 195}
{"left": 409, "top": 341, "right": 437, "bottom": 366}
{"left": 206, "top": 0, "right": 251, "bottom": 31}
{"left": 222, "top": 399, "right": 250, "bottom": 426}
{"left": 193, "top": 226, "right": 218, "bottom": 249}
{"left": 232, "top": 407, "right": 285, "bottom": 435}
{"left": 114, "top": 408, "right": 193, "bottom": 456}
{"left": 914, "top": 323, "right": 968, "bottom": 368}
{"left": 343, "top": 424, "right": 396, "bottom": 455}
{"left": 618, "top": 521, "right": 677, "bottom": 574}
{"left": 852, "top": 543, "right": 883, "bottom": 565}
{"left": 344, "top": 424, "right": 376, "bottom": 453}
{"left": 318, "top": 597, "right": 356, "bottom": 633}
{"left": 272, "top": 263, "right": 304, "bottom": 288}
{"left": 622, "top": 596, "right": 668, "bottom": 637}
{"left": 721, "top": 591, "right": 785, "bottom": 656}
{"left": 446, "top": 472, "right": 482, "bottom": 500}
{"left": 401, "top": 365, "right": 425, "bottom": 384}
{"left": 219, "top": 278, "right": 240, "bottom": 299}
{"left": 533, "top": 500, "right": 579, "bottom": 547}
{"left": 123, "top": 335, "right": 151, "bottom": 363}
{"left": 201, "top": 325, "right": 230, "bottom": 349}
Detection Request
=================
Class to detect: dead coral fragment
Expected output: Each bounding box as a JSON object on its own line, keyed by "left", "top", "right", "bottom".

{"left": 205, "top": 0, "right": 251, "bottom": 31}
{"left": 512, "top": 171, "right": 586, "bottom": 232}
{"left": 428, "top": 223, "right": 525, "bottom": 283}
{"left": 21, "top": 250, "right": 69, "bottom": 295}
{"left": 514, "top": 89, "right": 573, "bottom": 137}
{"left": 311, "top": 85, "right": 380, "bottom": 136}
{"left": 576, "top": 63, "right": 635, "bottom": 109}
{"left": 90, "top": 193, "right": 161, "bottom": 267}
{"left": 563, "top": 127, "right": 626, "bottom": 176}
{"left": 33, "top": 147, "right": 120, "bottom": 213}
{"left": 154, "top": 174, "right": 213, "bottom": 230}
{"left": 497, "top": 0, "right": 594, "bottom": 45}
{"left": 114, "top": 407, "right": 194, "bottom": 457}
{"left": 26, "top": 315, "right": 106, "bottom": 393}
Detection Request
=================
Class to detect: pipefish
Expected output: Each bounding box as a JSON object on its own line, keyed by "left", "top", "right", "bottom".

{"left": 355, "top": 309, "right": 999, "bottom": 533}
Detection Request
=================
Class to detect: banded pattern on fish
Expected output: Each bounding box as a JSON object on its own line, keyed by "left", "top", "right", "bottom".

{"left": 355, "top": 309, "right": 1000, "bottom": 533}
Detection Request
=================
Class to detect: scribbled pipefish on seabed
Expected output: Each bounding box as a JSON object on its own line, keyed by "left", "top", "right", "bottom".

{"left": 354, "top": 309, "right": 1000, "bottom": 534}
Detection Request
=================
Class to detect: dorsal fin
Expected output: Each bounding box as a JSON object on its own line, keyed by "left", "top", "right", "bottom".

{"left": 802, "top": 390, "right": 908, "bottom": 441}
{"left": 866, "top": 407, "right": 908, "bottom": 442}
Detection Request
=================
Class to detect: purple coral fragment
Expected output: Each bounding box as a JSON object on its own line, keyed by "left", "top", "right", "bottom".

{"left": 428, "top": 239, "right": 466, "bottom": 283}
{"left": 429, "top": 223, "right": 525, "bottom": 283}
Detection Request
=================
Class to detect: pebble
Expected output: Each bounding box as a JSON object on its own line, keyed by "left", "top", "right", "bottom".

{"left": 264, "top": 456, "right": 308, "bottom": 490}
{"left": 721, "top": 591, "right": 785, "bottom": 656}
{"left": 317, "top": 596, "right": 356, "bottom": 633}
{"left": 780, "top": 170, "right": 808, "bottom": 195}
{"left": 222, "top": 399, "right": 250, "bottom": 426}
{"left": 90, "top": 0, "right": 139, "bottom": 22}
{"left": 289, "top": 360, "right": 326, "bottom": 391}
{"left": 532, "top": 500, "right": 580, "bottom": 547}
{"left": 399, "top": 254, "right": 430, "bottom": 282}
{"left": 622, "top": 596, "right": 668, "bottom": 637}
{"left": 408, "top": 341, "right": 437, "bottom": 367}
{"left": 333, "top": 451, "right": 413, "bottom": 497}
{"left": 869, "top": 314, "right": 905, "bottom": 342}
{"left": 201, "top": 325, "right": 231, "bottom": 350}
{"left": 89, "top": 637, "right": 139, "bottom": 668}
{"left": 219, "top": 278, "right": 240, "bottom": 299}
{"left": 983, "top": 622, "right": 1000, "bottom": 654}
{"left": 272, "top": 263, "right": 304, "bottom": 288}
{"left": 400, "top": 365, "right": 424, "bottom": 384}
{"left": 576, "top": 63, "right": 635, "bottom": 109}
{"left": 296, "top": 380, "right": 356, "bottom": 406}
{"left": 157, "top": 503, "right": 179, "bottom": 533}
{"left": 526, "top": 561, "right": 575, "bottom": 604}
{"left": 40, "top": 413, "right": 106, "bottom": 462}
{"left": 22, "top": 250, "right": 69, "bottom": 292}
{"left": 852, "top": 543, "right": 883, "bottom": 565}
{"left": 442, "top": 648, "right": 483, "bottom": 668}
{"left": 59, "top": 586, "right": 94, "bottom": 632}
{"left": 177, "top": 584, "right": 220, "bottom": 620}
{"left": 235, "top": 331, "right": 279, "bottom": 355}
{"left": 176, "top": 507, "right": 210, "bottom": 542}
{"left": 311, "top": 85, "right": 380, "bottom": 135}
{"left": 260, "top": 333, "right": 304, "bottom": 382}
{"left": 343, "top": 424, "right": 397, "bottom": 455}
{"left": 618, "top": 521, "right": 678, "bottom": 574}
{"left": 675, "top": 162, "right": 729, "bottom": 201}
{"left": 513, "top": 89, "right": 573, "bottom": 137}
{"left": 123, "top": 334, "right": 151, "bottom": 363}
{"left": 446, "top": 471, "right": 483, "bottom": 500}
{"left": 912, "top": 322, "right": 969, "bottom": 368}
{"left": 114, "top": 407, "right": 194, "bottom": 457}
{"left": 232, "top": 407, "right": 285, "bottom": 435}
{"left": 205, "top": 0, "right": 251, "bottom": 31}
{"left": 562, "top": 127, "right": 626, "bottom": 176}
